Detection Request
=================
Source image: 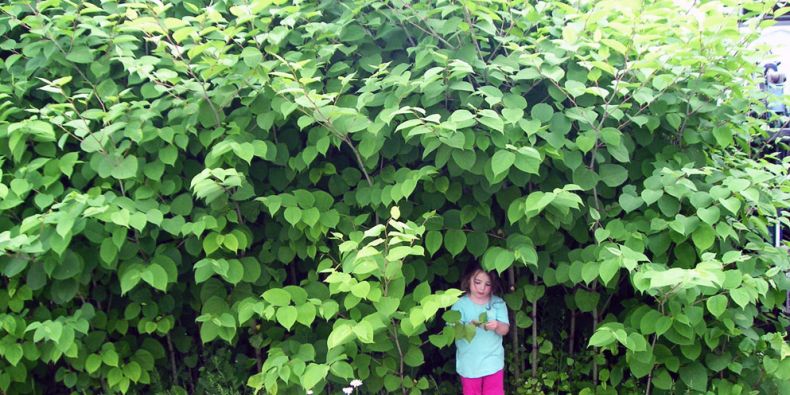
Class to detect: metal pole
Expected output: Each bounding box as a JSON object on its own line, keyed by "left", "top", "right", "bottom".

{"left": 779, "top": 130, "right": 790, "bottom": 319}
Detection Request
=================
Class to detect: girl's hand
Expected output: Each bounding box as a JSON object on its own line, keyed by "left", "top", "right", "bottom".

{"left": 484, "top": 320, "right": 499, "bottom": 331}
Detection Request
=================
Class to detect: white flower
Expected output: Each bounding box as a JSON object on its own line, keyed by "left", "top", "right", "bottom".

{"left": 342, "top": 387, "right": 353, "bottom": 394}
{"left": 350, "top": 379, "right": 363, "bottom": 388}
{"left": 306, "top": 391, "right": 313, "bottom": 395}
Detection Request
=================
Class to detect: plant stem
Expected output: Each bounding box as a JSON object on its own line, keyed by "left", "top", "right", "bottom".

{"left": 389, "top": 323, "right": 407, "bottom": 395}
{"left": 508, "top": 266, "right": 520, "bottom": 378}
{"left": 531, "top": 272, "right": 538, "bottom": 378}
{"left": 569, "top": 309, "right": 576, "bottom": 356}
{"left": 592, "top": 282, "right": 599, "bottom": 387}
{"left": 644, "top": 333, "right": 658, "bottom": 395}
{"left": 166, "top": 333, "right": 179, "bottom": 388}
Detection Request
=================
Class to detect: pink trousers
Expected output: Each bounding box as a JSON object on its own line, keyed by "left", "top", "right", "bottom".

{"left": 460, "top": 369, "right": 504, "bottom": 395}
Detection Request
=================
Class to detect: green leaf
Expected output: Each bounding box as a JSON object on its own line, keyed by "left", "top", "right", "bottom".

{"left": 652, "top": 74, "right": 675, "bottom": 91}
{"left": 141, "top": 264, "right": 169, "bottom": 291}
{"left": 600, "top": 127, "right": 622, "bottom": 147}
{"left": 301, "top": 363, "right": 329, "bottom": 391}
{"left": 482, "top": 247, "right": 507, "bottom": 272}
{"left": 513, "top": 147, "right": 541, "bottom": 174}
{"left": 352, "top": 320, "right": 374, "bottom": 343}
{"left": 283, "top": 207, "right": 302, "bottom": 226}
{"left": 574, "top": 289, "right": 599, "bottom": 313}
{"left": 523, "top": 284, "right": 545, "bottom": 303}
{"left": 502, "top": 108, "right": 524, "bottom": 124}
{"left": 588, "top": 330, "right": 615, "bottom": 347}
{"left": 600, "top": 164, "right": 628, "bottom": 187}
{"left": 449, "top": 110, "right": 476, "bottom": 128}
{"left": 713, "top": 127, "right": 733, "bottom": 148}
{"left": 524, "top": 191, "right": 554, "bottom": 217}
{"left": 479, "top": 113, "right": 504, "bottom": 133}
{"left": 4, "top": 344, "right": 22, "bottom": 366}
{"left": 490, "top": 150, "right": 515, "bottom": 177}
{"left": 719, "top": 197, "right": 741, "bottom": 215}
{"left": 599, "top": 259, "right": 620, "bottom": 285}
{"left": 223, "top": 234, "right": 239, "bottom": 252}
{"left": 404, "top": 346, "right": 424, "bottom": 367}
{"left": 327, "top": 324, "right": 354, "bottom": 350}
{"left": 541, "top": 65, "right": 565, "bottom": 82}
{"left": 730, "top": 287, "right": 750, "bottom": 309}
{"left": 691, "top": 224, "right": 716, "bottom": 251}
{"left": 425, "top": 230, "right": 442, "bottom": 257}
{"left": 679, "top": 362, "right": 707, "bottom": 392}
{"left": 170, "top": 193, "right": 193, "bottom": 216}
{"left": 263, "top": 289, "right": 291, "bottom": 307}
{"left": 581, "top": 262, "right": 599, "bottom": 284}
{"left": 66, "top": 46, "right": 94, "bottom": 64}
{"left": 350, "top": 281, "right": 371, "bottom": 298}
{"left": 618, "top": 193, "right": 643, "bottom": 213}
{"left": 111, "top": 156, "right": 138, "bottom": 179}
{"left": 102, "top": 349, "right": 119, "bottom": 367}
{"left": 444, "top": 230, "right": 466, "bottom": 257}
{"left": 503, "top": 94, "right": 528, "bottom": 109}
{"left": 86, "top": 354, "right": 102, "bottom": 373}
{"left": 564, "top": 80, "right": 586, "bottom": 97}
{"left": 241, "top": 47, "right": 262, "bottom": 67}
{"left": 296, "top": 303, "right": 316, "bottom": 327}
{"left": 706, "top": 294, "right": 727, "bottom": 318}
{"left": 27, "top": 120, "right": 56, "bottom": 141}
{"left": 125, "top": 361, "right": 142, "bottom": 382}
{"left": 655, "top": 316, "right": 672, "bottom": 336}
{"left": 276, "top": 306, "right": 298, "bottom": 330}
{"left": 302, "top": 207, "right": 320, "bottom": 227}
{"left": 466, "top": 231, "right": 489, "bottom": 258}
{"left": 531, "top": 103, "right": 554, "bottom": 122}
{"left": 641, "top": 189, "right": 663, "bottom": 205}
{"left": 705, "top": 353, "right": 732, "bottom": 373}
{"left": 160, "top": 145, "right": 178, "bottom": 166}
{"left": 120, "top": 268, "right": 141, "bottom": 295}
{"left": 576, "top": 132, "right": 596, "bottom": 153}
{"left": 331, "top": 361, "right": 355, "bottom": 379}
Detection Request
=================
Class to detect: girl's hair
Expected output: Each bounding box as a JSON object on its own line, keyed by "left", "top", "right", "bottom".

{"left": 459, "top": 263, "right": 503, "bottom": 296}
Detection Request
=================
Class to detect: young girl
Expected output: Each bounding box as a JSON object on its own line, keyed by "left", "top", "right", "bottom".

{"left": 451, "top": 264, "right": 510, "bottom": 395}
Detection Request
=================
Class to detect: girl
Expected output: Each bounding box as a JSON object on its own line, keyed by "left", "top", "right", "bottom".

{"left": 451, "top": 264, "right": 510, "bottom": 395}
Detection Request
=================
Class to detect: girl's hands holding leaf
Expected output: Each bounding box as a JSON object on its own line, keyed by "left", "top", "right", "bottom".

{"left": 484, "top": 320, "right": 499, "bottom": 331}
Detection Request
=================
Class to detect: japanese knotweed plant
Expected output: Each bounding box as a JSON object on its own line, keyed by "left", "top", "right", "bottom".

{"left": 0, "top": 0, "right": 788, "bottom": 394}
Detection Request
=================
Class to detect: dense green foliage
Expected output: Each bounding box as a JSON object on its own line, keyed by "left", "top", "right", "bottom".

{"left": 1, "top": 0, "right": 789, "bottom": 393}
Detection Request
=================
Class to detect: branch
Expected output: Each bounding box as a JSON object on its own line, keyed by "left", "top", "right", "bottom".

{"left": 388, "top": 1, "right": 457, "bottom": 49}
{"left": 272, "top": 54, "right": 374, "bottom": 187}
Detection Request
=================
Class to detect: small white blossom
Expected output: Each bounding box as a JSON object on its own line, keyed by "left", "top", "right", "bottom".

{"left": 342, "top": 387, "right": 353, "bottom": 394}
{"left": 350, "top": 379, "right": 363, "bottom": 388}
{"left": 306, "top": 391, "right": 313, "bottom": 395}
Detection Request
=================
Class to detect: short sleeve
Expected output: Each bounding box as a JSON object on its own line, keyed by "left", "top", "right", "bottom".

{"left": 494, "top": 297, "right": 509, "bottom": 324}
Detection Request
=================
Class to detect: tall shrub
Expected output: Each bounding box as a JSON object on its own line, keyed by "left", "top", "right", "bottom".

{"left": 0, "top": 0, "right": 788, "bottom": 394}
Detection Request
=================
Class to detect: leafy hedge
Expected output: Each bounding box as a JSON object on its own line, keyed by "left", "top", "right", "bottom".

{"left": 1, "top": 0, "right": 789, "bottom": 394}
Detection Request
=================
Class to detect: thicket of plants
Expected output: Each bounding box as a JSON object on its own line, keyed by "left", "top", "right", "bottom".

{"left": 0, "top": 0, "right": 789, "bottom": 393}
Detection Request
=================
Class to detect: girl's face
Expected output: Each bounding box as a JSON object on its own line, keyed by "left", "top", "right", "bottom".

{"left": 470, "top": 271, "right": 492, "bottom": 299}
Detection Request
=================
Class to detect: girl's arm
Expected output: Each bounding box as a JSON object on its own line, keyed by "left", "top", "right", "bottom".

{"left": 494, "top": 322, "right": 509, "bottom": 336}
{"left": 492, "top": 298, "right": 510, "bottom": 336}
{"left": 483, "top": 320, "right": 510, "bottom": 335}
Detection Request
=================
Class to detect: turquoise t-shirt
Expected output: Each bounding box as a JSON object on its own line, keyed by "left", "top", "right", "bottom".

{"left": 451, "top": 294, "right": 509, "bottom": 378}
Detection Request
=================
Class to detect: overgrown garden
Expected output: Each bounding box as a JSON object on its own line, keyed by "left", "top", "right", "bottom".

{"left": 0, "top": 0, "right": 789, "bottom": 393}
